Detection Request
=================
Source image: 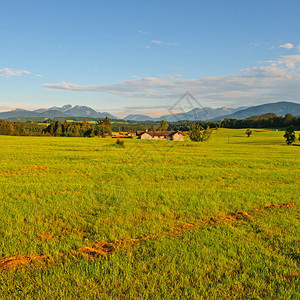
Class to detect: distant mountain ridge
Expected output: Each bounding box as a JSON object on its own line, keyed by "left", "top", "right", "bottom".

{"left": 158, "top": 106, "right": 247, "bottom": 122}
{"left": 0, "top": 101, "right": 299, "bottom": 122}
{"left": 212, "top": 101, "right": 300, "bottom": 120}
{"left": 125, "top": 101, "right": 300, "bottom": 121}
{"left": 124, "top": 114, "right": 155, "bottom": 121}
{"left": 0, "top": 105, "right": 118, "bottom": 120}
{"left": 124, "top": 107, "right": 247, "bottom": 121}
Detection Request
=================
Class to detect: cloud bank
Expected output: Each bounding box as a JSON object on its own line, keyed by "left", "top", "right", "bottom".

{"left": 43, "top": 54, "right": 300, "bottom": 106}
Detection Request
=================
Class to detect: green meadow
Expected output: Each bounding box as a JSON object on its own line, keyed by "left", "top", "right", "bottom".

{"left": 0, "top": 129, "right": 299, "bottom": 299}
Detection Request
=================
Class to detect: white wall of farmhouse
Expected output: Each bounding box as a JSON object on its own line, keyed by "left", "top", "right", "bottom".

{"left": 138, "top": 131, "right": 185, "bottom": 141}
{"left": 140, "top": 133, "right": 153, "bottom": 139}
{"left": 172, "top": 133, "right": 185, "bottom": 141}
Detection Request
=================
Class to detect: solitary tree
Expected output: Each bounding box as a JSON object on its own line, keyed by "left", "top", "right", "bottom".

{"left": 284, "top": 126, "right": 296, "bottom": 145}
{"left": 189, "top": 124, "right": 212, "bottom": 142}
{"left": 189, "top": 124, "right": 203, "bottom": 142}
{"left": 159, "top": 120, "right": 169, "bottom": 131}
{"left": 246, "top": 128, "right": 252, "bottom": 137}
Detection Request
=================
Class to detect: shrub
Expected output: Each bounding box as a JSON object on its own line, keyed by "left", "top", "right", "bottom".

{"left": 189, "top": 125, "right": 212, "bottom": 142}
{"left": 116, "top": 138, "right": 125, "bottom": 148}
{"left": 246, "top": 129, "right": 252, "bottom": 137}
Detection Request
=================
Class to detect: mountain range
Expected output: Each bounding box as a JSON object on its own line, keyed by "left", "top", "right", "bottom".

{"left": 0, "top": 101, "right": 299, "bottom": 122}
{"left": 210, "top": 101, "right": 300, "bottom": 120}
{"left": 124, "top": 101, "right": 300, "bottom": 121}
{"left": 125, "top": 106, "right": 247, "bottom": 121}
{"left": 0, "top": 105, "right": 118, "bottom": 120}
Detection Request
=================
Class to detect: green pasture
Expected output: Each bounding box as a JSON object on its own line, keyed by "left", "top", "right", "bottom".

{"left": 0, "top": 129, "right": 299, "bottom": 299}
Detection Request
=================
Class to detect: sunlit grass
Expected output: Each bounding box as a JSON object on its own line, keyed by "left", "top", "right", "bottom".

{"left": 0, "top": 129, "right": 299, "bottom": 298}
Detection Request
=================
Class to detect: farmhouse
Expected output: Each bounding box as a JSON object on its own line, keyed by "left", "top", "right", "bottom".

{"left": 137, "top": 130, "right": 185, "bottom": 141}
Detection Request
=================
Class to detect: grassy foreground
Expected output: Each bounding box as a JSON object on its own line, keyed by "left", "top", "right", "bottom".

{"left": 0, "top": 129, "right": 299, "bottom": 299}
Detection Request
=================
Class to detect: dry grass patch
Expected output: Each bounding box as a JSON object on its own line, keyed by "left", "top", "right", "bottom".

{"left": 76, "top": 241, "right": 116, "bottom": 258}
{"left": 1, "top": 202, "right": 296, "bottom": 268}
{"left": 264, "top": 203, "right": 295, "bottom": 209}
{"left": 37, "top": 233, "right": 54, "bottom": 240}
{"left": 19, "top": 166, "right": 47, "bottom": 171}
{"left": 0, "top": 254, "right": 49, "bottom": 271}
{"left": 209, "top": 211, "right": 251, "bottom": 224}
{"left": 75, "top": 202, "right": 295, "bottom": 259}
{"left": 54, "top": 190, "right": 84, "bottom": 195}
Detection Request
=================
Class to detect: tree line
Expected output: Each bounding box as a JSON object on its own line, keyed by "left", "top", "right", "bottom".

{"left": 167, "top": 113, "right": 299, "bottom": 131}
{"left": 0, "top": 113, "right": 299, "bottom": 137}
{"left": 0, "top": 118, "right": 112, "bottom": 137}
{"left": 220, "top": 113, "right": 299, "bottom": 129}
{"left": 0, "top": 120, "right": 45, "bottom": 136}
{"left": 43, "top": 118, "right": 112, "bottom": 137}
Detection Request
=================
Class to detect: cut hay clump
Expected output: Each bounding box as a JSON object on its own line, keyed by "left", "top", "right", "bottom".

{"left": 0, "top": 254, "right": 49, "bottom": 271}
{"left": 264, "top": 203, "right": 294, "bottom": 209}
{"left": 116, "top": 138, "right": 125, "bottom": 148}
{"left": 76, "top": 241, "right": 116, "bottom": 258}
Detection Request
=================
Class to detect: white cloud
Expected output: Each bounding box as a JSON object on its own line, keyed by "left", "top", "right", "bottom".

{"left": 0, "top": 68, "right": 31, "bottom": 77}
{"left": 162, "top": 74, "right": 183, "bottom": 80}
{"left": 274, "top": 55, "right": 300, "bottom": 68}
{"left": 150, "top": 40, "right": 179, "bottom": 47}
{"left": 0, "top": 68, "right": 41, "bottom": 77}
{"left": 166, "top": 42, "right": 180, "bottom": 46}
{"left": 250, "top": 42, "right": 261, "bottom": 47}
{"left": 243, "top": 66, "right": 289, "bottom": 78}
{"left": 43, "top": 54, "right": 300, "bottom": 107}
{"left": 279, "top": 43, "right": 294, "bottom": 49}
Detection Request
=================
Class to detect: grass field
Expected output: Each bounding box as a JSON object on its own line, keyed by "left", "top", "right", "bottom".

{"left": 0, "top": 129, "right": 299, "bottom": 299}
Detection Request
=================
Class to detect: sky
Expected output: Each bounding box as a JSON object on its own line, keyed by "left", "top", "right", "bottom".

{"left": 1, "top": 0, "right": 300, "bottom": 118}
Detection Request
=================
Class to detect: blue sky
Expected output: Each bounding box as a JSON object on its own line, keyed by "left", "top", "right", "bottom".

{"left": 1, "top": 0, "right": 300, "bottom": 117}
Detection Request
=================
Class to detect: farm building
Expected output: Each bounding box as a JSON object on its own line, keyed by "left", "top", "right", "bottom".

{"left": 137, "top": 130, "right": 185, "bottom": 141}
